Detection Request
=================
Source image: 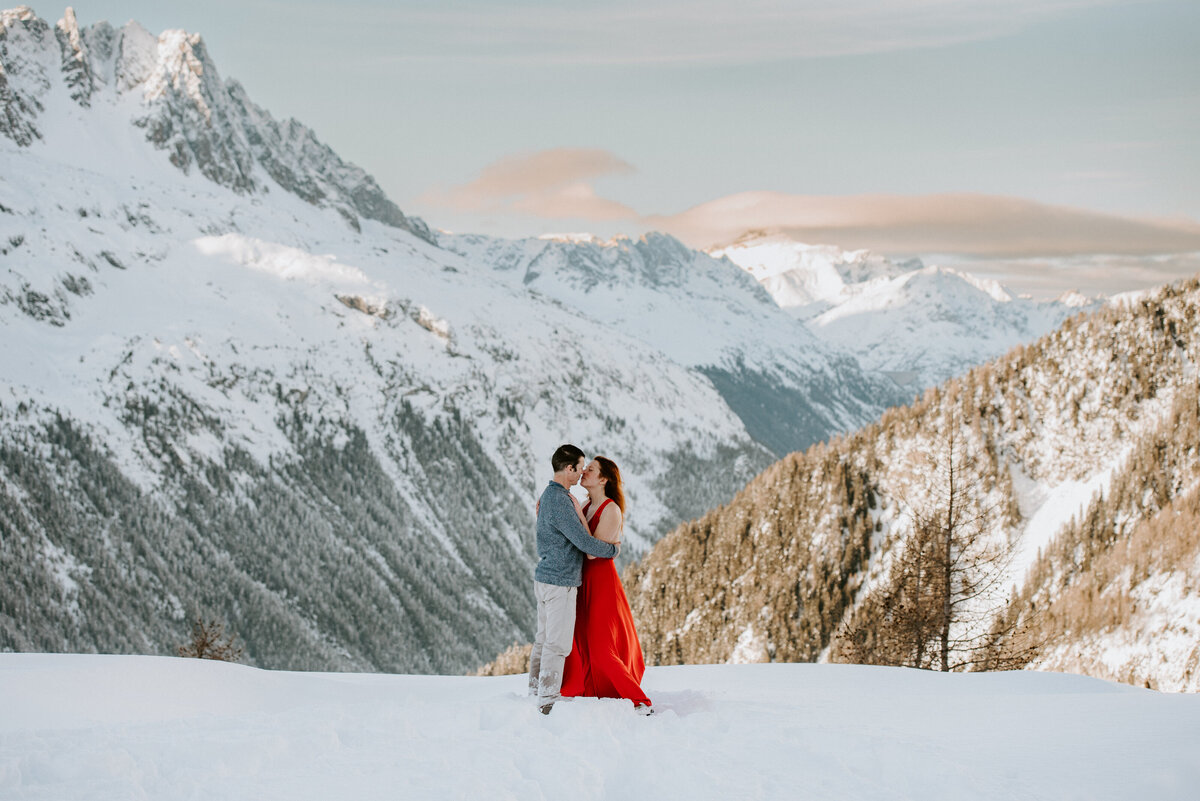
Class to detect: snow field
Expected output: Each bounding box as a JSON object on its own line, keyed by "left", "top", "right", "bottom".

{"left": 2, "top": 654, "right": 1198, "bottom": 800}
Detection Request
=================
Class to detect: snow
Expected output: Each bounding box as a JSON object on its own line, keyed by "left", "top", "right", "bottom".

{"left": 728, "top": 624, "right": 769, "bottom": 663}
{"left": 1, "top": 654, "right": 1197, "bottom": 800}
{"left": 1004, "top": 449, "right": 1131, "bottom": 590}
{"left": 193, "top": 234, "right": 375, "bottom": 287}
{"left": 713, "top": 234, "right": 1099, "bottom": 389}
{"left": 1091, "top": 567, "right": 1200, "bottom": 689}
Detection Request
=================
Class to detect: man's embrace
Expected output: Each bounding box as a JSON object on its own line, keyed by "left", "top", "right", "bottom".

{"left": 529, "top": 444, "right": 619, "bottom": 714}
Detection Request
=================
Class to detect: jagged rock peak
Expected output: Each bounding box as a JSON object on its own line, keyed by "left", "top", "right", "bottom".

{"left": 1, "top": 5, "right": 37, "bottom": 25}
{"left": 54, "top": 8, "right": 92, "bottom": 105}
{"left": 0, "top": 6, "right": 435, "bottom": 244}
{"left": 0, "top": 7, "right": 48, "bottom": 146}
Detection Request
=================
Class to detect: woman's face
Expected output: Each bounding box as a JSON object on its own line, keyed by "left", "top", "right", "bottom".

{"left": 580, "top": 460, "right": 604, "bottom": 489}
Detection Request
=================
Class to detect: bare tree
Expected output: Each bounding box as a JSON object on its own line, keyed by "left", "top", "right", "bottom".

{"left": 178, "top": 615, "right": 244, "bottom": 662}
{"left": 835, "top": 408, "right": 1034, "bottom": 671}
{"left": 918, "top": 423, "right": 1003, "bottom": 670}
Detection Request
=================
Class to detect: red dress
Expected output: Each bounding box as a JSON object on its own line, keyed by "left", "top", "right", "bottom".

{"left": 561, "top": 499, "right": 651, "bottom": 707}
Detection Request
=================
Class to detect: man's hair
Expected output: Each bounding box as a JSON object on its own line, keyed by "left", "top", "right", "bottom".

{"left": 551, "top": 444, "right": 585, "bottom": 473}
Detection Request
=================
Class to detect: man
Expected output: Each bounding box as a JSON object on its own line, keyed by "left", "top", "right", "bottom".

{"left": 529, "top": 444, "right": 619, "bottom": 714}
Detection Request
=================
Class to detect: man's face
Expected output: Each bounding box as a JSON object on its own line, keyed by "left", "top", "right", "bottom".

{"left": 569, "top": 457, "right": 586, "bottom": 485}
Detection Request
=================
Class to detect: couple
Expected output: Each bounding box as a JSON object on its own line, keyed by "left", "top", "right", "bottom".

{"left": 529, "top": 444, "right": 652, "bottom": 716}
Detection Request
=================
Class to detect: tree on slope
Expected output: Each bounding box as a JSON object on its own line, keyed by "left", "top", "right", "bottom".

{"left": 178, "top": 615, "right": 244, "bottom": 662}
{"left": 834, "top": 403, "right": 1025, "bottom": 671}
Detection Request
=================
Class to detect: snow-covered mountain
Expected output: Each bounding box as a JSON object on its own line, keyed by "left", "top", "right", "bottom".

{"left": 0, "top": 8, "right": 905, "bottom": 672}
{"left": 712, "top": 233, "right": 1099, "bottom": 389}
{"left": 442, "top": 231, "right": 906, "bottom": 455}
{"left": 0, "top": 6, "right": 432, "bottom": 241}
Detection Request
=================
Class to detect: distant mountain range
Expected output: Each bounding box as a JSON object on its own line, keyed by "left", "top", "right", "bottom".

{"left": 712, "top": 233, "right": 1100, "bottom": 389}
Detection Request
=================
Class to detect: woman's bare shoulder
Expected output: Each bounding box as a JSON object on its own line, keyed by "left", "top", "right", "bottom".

{"left": 601, "top": 501, "right": 623, "bottom": 523}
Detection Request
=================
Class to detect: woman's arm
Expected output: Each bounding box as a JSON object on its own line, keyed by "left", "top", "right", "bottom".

{"left": 591, "top": 503, "right": 623, "bottom": 546}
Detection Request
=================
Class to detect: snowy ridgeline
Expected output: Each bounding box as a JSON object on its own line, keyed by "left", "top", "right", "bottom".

{"left": 2, "top": 655, "right": 1199, "bottom": 801}
{"left": 712, "top": 234, "right": 1100, "bottom": 390}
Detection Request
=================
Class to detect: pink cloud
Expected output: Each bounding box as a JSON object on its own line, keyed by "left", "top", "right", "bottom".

{"left": 647, "top": 192, "right": 1200, "bottom": 257}
{"left": 421, "top": 148, "right": 638, "bottom": 220}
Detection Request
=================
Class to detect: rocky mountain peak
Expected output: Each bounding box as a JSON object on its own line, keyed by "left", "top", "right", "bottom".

{"left": 52, "top": 7, "right": 91, "bottom": 103}
{"left": 1, "top": 5, "right": 35, "bottom": 26}
{"left": 0, "top": 6, "right": 434, "bottom": 243}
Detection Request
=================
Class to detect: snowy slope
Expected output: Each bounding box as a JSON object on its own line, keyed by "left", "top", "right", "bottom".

{"left": 713, "top": 233, "right": 1098, "bottom": 389}
{"left": 3, "top": 654, "right": 1199, "bottom": 801}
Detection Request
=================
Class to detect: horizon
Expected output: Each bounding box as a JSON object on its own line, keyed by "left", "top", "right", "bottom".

{"left": 14, "top": 0, "right": 1200, "bottom": 297}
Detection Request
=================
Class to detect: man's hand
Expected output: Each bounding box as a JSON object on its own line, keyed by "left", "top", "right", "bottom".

{"left": 569, "top": 494, "right": 589, "bottom": 528}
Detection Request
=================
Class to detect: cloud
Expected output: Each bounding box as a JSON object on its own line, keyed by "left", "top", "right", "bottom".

{"left": 418, "top": 156, "right": 1200, "bottom": 297}
{"left": 419, "top": 148, "right": 638, "bottom": 221}
{"left": 648, "top": 192, "right": 1200, "bottom": 257}
{"left": 953, "top": 252, "right": 1200, "bottom": 299}
{"left": 367, "top": 0, "right": 1124, "bottom": 65}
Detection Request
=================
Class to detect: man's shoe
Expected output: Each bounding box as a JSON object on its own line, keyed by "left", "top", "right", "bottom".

{"left": 538, "top": 702, "right": 554, "bottom": 715}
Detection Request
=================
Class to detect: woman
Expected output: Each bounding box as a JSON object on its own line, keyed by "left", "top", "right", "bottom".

{"left": 560, "top": 456, "right": 652, "bottom": 713}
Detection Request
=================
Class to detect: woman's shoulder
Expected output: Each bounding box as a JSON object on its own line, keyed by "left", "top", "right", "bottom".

{"left": 599, "top": 498, "right": 622, "bottom": 518}
{"left": 588, "top": 497, "right": 620, "bottom": 516}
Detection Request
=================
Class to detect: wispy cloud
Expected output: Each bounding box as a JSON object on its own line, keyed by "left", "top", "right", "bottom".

{"left": 419, "top": 148, "right": 638, "bottom": 221}
{"left": 417, "top": 148, "right": 1200, "bottom": 296}
{"left": 650, "top": 191, "right": 1200, "bottom": 297}
{"left": 356, "top": 0, "right": 1130, "bottom": 65}
{"left": 955, "top": 252, "right": 1200, "bottom": 299}
{"left": 649, "top": 191, "right": 1200, "bottom": 256}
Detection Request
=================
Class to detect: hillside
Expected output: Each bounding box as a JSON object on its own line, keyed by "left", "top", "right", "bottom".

{"left": 990, "top": 397, "right": 1200, "bottom": 689}
{"left": 626, "top": 278, "right": 1200, "bottom": 690}
{"left": 2, "top": 654, "right": 1198, "bottom": 800}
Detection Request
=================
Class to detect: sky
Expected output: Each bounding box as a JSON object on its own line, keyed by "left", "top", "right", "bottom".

{"left": 55, "top": 0, "right": 1200, "bottom": 296}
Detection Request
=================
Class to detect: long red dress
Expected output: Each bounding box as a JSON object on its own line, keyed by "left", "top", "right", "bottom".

{"left": 561, "top": 498, "right": 652, "bottom": 707}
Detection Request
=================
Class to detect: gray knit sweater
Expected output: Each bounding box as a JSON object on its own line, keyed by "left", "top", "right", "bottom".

{"left": 534, "top": 480, "right": 618, "bottom": 586}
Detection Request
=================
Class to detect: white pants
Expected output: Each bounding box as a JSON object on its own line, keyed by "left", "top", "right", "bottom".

{"left": 529, "top": 581, "right": 577, "bottom": 704}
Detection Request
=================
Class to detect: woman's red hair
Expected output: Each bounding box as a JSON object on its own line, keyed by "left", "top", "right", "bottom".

{"left": 594, "top": 456, "right": 626, "bottom": 514}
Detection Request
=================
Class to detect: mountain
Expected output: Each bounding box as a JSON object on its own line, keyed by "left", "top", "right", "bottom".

{"left": 626, "top": 276, "right": 1200, "bottom": 691}
{"left": 712, "top": 233, "right": 1099, "bottom": 389}
{"left": 0, "top": 6, "right": 432, "bottom": 241}
{"left": 0, "top": 8, "right": 904, "bottom": 672}
{"left": 443, "top": 231, "right": 908, "bottom": 456}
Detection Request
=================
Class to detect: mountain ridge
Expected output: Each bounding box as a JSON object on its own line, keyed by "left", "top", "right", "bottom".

{"left": 0, "top": 5, "right": 433, "bottom": 241}
{"left": 713, "top": 233, "right": 1102, "bottom": 389}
